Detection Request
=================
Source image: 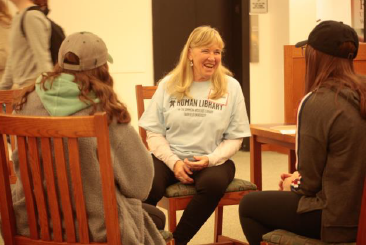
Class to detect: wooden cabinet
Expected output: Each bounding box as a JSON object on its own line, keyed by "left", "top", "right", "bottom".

{"left": 284, "top": 44, "right": 366, "bottom": 124}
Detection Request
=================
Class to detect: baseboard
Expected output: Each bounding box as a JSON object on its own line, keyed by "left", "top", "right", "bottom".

{"left": 261, "top": 144, "right": 289, "bottom": 154}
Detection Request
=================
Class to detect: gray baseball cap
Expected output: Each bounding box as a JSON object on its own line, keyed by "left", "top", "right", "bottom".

{"left": 58, "top": 31, "right": 113, "bottom": 71}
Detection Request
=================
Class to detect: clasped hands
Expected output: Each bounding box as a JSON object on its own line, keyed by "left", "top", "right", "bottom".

{"left": 173, "top": 156, "right": 209, "bottom": 184}
{"left": 279, "top": 171, "right": 300, "bottom": 191}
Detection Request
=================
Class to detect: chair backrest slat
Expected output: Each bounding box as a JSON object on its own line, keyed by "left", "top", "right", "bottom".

{"left": 95, "top": 114, "right": 121, "bottom": 244}
{"left": 17, "top": 136, "right": 39, "bottom": 239}
{"left": 67, "top": 138, "right": 90, "bottom": 243}
{"left": 0, "top": 89, "right": 22, "bottom": 184}
{"left": 28, "top": 137, "right": 51, "bottom": 240}
{"left": 0, "top": 90, "right": 20, "bottom": 112}
{"left": 357, "top": 178, "right": 366, "bottom": 243}
{"left": 135, "top": 85, "right": 157, "bottom": 149}
{"left": 41, "top": 137, "right": 63, "bottom": 242}
{"left": 1, "top": 130, "right": 10, "bottom": 168}
{"left": 53, "top": 137, "right": 76, "bottom": 243}
{"left": 0, "top": 138, "right": 16, "bottom": 245}
{"left": 0, "top": 112, "right": 121, "bottom": 245}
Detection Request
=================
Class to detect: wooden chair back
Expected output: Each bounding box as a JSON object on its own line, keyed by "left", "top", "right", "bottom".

{"left": 135, "top": 85, "right": 158, "bottom": 149}
{"left": 356, "top": 177, "right": 366, "bottom": 243}
{"left": 0, "top": 112, "right": 122, "bottom": 245}
{"left": 284, "top": 43, "right": 366, "bottom": 124}
{"left": 0, "top": 89, "right": 22, "bottom": 184}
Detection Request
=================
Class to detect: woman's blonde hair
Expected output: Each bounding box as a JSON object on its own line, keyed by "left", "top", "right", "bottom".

{"left": 165, "top": 25, "right": 232, "bottom": 100}
{"left": 15, "top": 52, "right": 131, "bottom": 124}
{"left": 0, "top": 0, "right": 12, "bottom": 26}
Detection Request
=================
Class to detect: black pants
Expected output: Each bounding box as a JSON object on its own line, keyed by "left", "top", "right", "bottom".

{"left": 144, "top": 155, "right": 235, "bottom": 245}
{"left": 142, "top": 203, "right": 166, "bottom": 230}
{"left": 239, "top": 191, "right": 322, "bottom": 245}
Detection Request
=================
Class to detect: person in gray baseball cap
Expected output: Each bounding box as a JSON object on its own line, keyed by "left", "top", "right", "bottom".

{"left": 239, "top": 20, "right": 366, "bottom": 245}
{"left": 11, "top": 31, "right": 167, "bottom": 244}
{"left": 57, "top": 31, "right": 114, "bottom": 71}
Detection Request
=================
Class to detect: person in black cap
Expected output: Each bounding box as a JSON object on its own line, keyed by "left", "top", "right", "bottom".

{"left": 239, "top": 20, "right": 366, "bottom": 245}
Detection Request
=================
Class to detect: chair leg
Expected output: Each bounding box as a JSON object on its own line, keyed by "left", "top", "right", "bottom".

{"left": 158, "top": 197, "right": 178, "bottom": 233}
{"left": 168, "top": 199, "right": 178, "bottom": 233}
{"left": 167, "top": 238, "right": 175, "bottom": 245}
{"left": 214, "top": 206, "right": 224, "bottom": 242}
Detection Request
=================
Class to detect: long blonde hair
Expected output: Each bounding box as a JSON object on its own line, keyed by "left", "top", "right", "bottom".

{"left": 166, "top": 26, "right": 232, "bottom": 100}
{"left": 0, "top": 0, "right": 12, "bottom": 26}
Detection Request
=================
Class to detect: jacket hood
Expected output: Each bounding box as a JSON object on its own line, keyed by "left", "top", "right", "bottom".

{"left": 336, "top": 87, "right": 361, "bottom": 111}
{"left": 35, "top": 73, "right": 100, "bottom": 116}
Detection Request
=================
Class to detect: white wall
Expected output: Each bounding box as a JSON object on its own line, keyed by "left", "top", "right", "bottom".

{"left": 6, "top": 1, "right": 154, "bottom": 130}
{"left": 288, "top": 0, "right": 351, "bottom": 44}
{"left": 250, "top": 0, "right": 353, "bottom": 124}
{"left": 289, "top": 0, "right": 317, "bottom": 44}
{"left": 316, "top": 0, "right": 352, "bottom": 26}
{"left": 48, "top": 0, "right": 154, "bottom": 130}
{"left": 249, "top": 0, "right": 289, "bottom": 124}
{"left": 6, "top": 0, "right": 354, "bottom": 127}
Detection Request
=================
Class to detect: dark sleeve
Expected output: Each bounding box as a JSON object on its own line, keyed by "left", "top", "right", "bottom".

{"left": 293, "top": 92, "right": 334, "bottom": 196}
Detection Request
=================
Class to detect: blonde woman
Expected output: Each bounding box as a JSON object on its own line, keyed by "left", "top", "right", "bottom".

{"left": 0, "top": 0, "right": 11, "bottom": 81}
{"left": 139, "top": 26, "right": 251, "bottom": 245}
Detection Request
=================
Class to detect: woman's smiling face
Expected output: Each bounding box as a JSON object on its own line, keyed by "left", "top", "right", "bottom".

{"left": 188, "top": 43, "right": 222, "bottom": 81}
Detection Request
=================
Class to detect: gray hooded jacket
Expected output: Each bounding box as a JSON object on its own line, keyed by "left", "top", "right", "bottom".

{"left": 11, "top": 74, "right": 165, "bottom": 244}
{"left": 294, "top": 86, "right": 366, "bottom": 243}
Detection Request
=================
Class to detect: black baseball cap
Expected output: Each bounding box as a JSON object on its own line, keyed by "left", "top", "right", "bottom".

{"left": 295, "top": 20, "right": 359, "bottom": 59}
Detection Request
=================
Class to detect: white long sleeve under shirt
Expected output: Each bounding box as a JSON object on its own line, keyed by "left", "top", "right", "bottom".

{"left": 147, "top": 131, "right": 243, "bottom": 171}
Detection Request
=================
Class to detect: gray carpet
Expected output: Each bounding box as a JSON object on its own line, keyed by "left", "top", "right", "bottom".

{"left": 0, "top": 151, "right": 288, "bottom": 245}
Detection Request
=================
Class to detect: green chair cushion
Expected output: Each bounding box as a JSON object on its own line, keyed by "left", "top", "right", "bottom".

{"left": 159, "top": 230, "right": 173, "bottom": 242}
{"left": 164, "top": 178, "right": 257, "bottom": 198}
{"left": 262, "top": 229, "right": 356, "bottom": 245}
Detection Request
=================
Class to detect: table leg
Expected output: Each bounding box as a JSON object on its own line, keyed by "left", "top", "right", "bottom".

{"left": 250, "top": 135, "right": 262, "bottom": 191}
{"left": 288, "top": 149, "right": 296, "bottom": 173}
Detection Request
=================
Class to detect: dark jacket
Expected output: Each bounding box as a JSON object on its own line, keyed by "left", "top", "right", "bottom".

{"left": 293, "top": 86, "right": 366, "bottom": 243}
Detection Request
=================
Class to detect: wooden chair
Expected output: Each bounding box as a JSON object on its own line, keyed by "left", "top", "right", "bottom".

{"left": 136, "top": 84, "right": 257, "bottom": 244}
{"left": 261, "top": 177, "right": 366, "bottom": 245}
{"left": 0, "top": 112, "right": 122, "bottom": 245}
{"left": 0, "top": 89, "right": 22, "bottom": 184}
